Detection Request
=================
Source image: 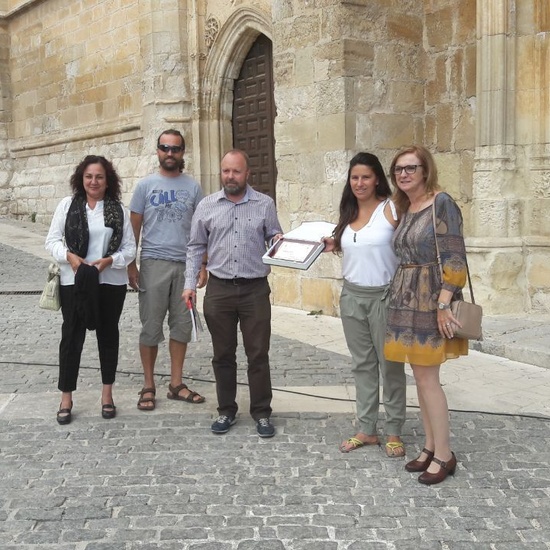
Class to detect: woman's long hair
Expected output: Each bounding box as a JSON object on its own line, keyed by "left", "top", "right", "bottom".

{"left": 70, "top": 155, "right": 122, "bottom": 201}
{"left": 389, "top": 145, "right": 440, "bottom": 213}
{"left": 332, "top": 152, "right": 392, "bottom": 253}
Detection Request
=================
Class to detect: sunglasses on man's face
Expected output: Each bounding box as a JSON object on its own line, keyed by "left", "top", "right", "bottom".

{"left": 157, "top": 144, "right": 184, "bottom": 154}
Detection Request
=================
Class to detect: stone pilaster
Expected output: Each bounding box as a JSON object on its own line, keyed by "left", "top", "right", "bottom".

{"left": 471, "top": 0, "right": 550, "bottom": 313}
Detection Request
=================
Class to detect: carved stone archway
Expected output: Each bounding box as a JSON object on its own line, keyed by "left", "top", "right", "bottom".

{"left": 198, "top": 8, "right": 272, "bottom": 195}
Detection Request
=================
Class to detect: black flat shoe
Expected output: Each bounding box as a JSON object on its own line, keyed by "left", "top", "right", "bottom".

{"left": 101, "top": 403, "right": 116, "bottom": 419}
{"left": 56, "top": 402, "right": 73, "bottom": 425}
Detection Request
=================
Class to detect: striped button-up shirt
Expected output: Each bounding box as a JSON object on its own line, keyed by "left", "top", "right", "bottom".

{"left": 184, "top": 185, "right": 282, "bottom": 289}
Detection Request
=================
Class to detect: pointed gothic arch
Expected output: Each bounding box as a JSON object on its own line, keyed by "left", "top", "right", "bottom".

{"left": 199, "top": 8, "right": 273, "bottom": 195}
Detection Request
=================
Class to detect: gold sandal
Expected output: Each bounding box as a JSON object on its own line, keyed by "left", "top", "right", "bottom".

{"left": 339, "top": 436, "right": 380, "bottom": 453}
{"left": 385, "top": 440, "right": 406, "bottom": 458}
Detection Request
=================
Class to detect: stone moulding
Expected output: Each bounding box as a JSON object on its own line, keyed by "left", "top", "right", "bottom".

{"left": 0, "top": 0, "right": 44, "bottom": 19}
{"left": 466, "top": 237, "right": 528, "bottom": 249}
{"left": 163, "top": 117, "right": 192, "bottom": 124}
{"left": 531, "top": 156, "right": 550, "bottom": 170}
{"left": 11, "top": 122, "right": 141, "bottom": 158}
{"left": 203, "top": 7, "right": 272, "bottom": 92}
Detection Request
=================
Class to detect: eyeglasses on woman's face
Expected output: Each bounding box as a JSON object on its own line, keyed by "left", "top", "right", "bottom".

{"left": 393, "top": 164, "right": 423, "bottom": 175}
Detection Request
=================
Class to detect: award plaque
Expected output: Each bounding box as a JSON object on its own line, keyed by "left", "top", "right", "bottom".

{"left": 263, "top": 238, "right": 326, "bottom": 270}
{"left": 262, "top": 221, "right": 336, "bottom": 271}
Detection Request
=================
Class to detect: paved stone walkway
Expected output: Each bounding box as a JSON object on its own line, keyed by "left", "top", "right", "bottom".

{"left": 1, "top": 226, "right": 550, "bottom": 549}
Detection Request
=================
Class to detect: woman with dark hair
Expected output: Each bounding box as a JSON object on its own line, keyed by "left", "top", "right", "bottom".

{"left": 46, "top": 155, "right": 136, "bottom": 424}
{"left": 384, "top": 145, "right": 468, "bottom": 485}
{"left": 324, "top": 152, "right": 406, "bottom": 456}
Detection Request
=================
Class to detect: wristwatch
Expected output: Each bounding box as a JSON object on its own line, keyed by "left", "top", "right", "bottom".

{"left": 437, "top": 302, "right": 451, "bottom": 310}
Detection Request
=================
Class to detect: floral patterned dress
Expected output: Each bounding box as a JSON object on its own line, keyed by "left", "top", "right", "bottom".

{"left": 384, "top": 192, "right": 468, "bottom": 366}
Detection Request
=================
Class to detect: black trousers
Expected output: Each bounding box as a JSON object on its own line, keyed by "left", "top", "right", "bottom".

{"left": 58, "top": 284, "right": 127, "bottom": 392}
{"left": 203, "top": 276, "right": 273, "bottom": 420}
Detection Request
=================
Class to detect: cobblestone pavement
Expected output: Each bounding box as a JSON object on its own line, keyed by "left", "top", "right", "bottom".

{"left": 1, "top": 241, "right": 550, "bottom": 549}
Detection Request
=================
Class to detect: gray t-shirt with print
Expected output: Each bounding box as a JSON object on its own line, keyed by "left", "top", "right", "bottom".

{"left": 129, "top": 172, "right": 203, "bottom": 262}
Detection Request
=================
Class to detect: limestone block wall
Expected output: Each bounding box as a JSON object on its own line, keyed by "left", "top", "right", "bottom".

{"left": 423, "top": 0, "right": 476, "bottom": 232}
{"left": 271, "top": 0, "right": 354, "bottom": 315}
{"left": 3, "top": 0, "right": 144, "bottom": 222}
{"left": 0, "top": 0, "right": 546, "bottom": 316}
{"left": 1, "top": 0, "right": 198, "bottom": 224}
{"left": 270, "top": 0, "right": 476, "bottom": 315}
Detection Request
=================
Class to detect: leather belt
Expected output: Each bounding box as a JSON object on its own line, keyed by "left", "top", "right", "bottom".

{"left": 401, "top": 262, "right": 438, "bottom": 268}
{"left": 209, "top": 274, "right": 266, "bottom": 285}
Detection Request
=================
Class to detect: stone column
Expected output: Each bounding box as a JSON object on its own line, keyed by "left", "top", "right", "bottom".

{"left": 519, "top": 0, "right": 550, "bottom": 311}
{"left": 470, "top": 0, "right": 523, "bottom": 313}
{"left": 471, "top": 0, "right": 550, "bottom": 313}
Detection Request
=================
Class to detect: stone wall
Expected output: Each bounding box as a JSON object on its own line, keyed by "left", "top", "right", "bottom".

{"left": 0, "top": 19, "right": 12, "bottom": 211}
{"left": 1, "top": 0, "right": 199, "bottom": 223}
{"left": 3, "top": 0, "right": 145, "bottom": 220}
{"left": 269, "top": 0, "right": 477, "bottom": 315}
{"left": 0, "top": 0, "right": 548, "bottom": 315}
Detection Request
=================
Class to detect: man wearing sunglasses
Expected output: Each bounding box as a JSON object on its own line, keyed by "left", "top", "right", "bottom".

{"left": 128, "top": 129, "right": 207, "bottom": 411}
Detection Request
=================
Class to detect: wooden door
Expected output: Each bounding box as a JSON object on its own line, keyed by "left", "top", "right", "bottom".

{"left": 232, "top": 35, "right": 277, "bottom": 200}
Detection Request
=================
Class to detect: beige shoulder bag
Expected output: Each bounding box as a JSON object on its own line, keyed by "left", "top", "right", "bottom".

{"left": 432, "top": 201, "right": 483, "bottom": 341}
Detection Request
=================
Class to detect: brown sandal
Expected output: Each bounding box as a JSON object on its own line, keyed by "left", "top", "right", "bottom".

{"left": 137, "top": 387, "right": 156, "bottom": 411}
{"left": 167, "top": 383, "right": 205, "bottom": 404}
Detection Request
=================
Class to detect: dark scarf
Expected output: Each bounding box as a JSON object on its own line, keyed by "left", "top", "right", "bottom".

{"left": 64, "top": 195, "right": 124, "bottom": 258}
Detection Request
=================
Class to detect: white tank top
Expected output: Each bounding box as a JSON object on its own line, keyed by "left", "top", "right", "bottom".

{"left": 341, "top": 199, "right": 399, "bottom": 287}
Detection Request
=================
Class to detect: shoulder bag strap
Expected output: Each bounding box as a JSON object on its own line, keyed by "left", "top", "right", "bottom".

{"left": 432, "top": 198, "right": 476, "bottom": 304}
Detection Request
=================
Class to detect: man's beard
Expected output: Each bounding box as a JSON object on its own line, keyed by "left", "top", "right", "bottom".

{"left": 160, "top": 158, "right": 184, "bottom": 172}
{"left": 223, "top": 181, "right": 243, "bottom": 195}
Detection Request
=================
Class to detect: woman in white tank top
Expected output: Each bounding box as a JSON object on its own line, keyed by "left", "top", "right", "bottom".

{"left": 324, "top": 152, "right": 406, "bottom": 456}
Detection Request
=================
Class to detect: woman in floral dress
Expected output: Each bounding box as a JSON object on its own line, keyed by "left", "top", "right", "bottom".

{"left": 385, "top": 145, "right": 468, "bottom": 485}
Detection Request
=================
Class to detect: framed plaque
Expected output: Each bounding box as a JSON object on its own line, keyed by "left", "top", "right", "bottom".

{"left": 262, "top": 221, "right": 336, "bottom": 270}
{"left": 262, "top": 238, "right": 326, "bottom": 270}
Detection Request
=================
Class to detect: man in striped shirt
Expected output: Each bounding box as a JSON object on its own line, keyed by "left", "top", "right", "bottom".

{"left": 183, "top": 149, "right": 283, "bottom": 438}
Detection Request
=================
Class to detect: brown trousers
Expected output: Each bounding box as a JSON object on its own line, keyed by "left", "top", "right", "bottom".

{"left": 203, "top": 276, "right": 273, "bottom": 420}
